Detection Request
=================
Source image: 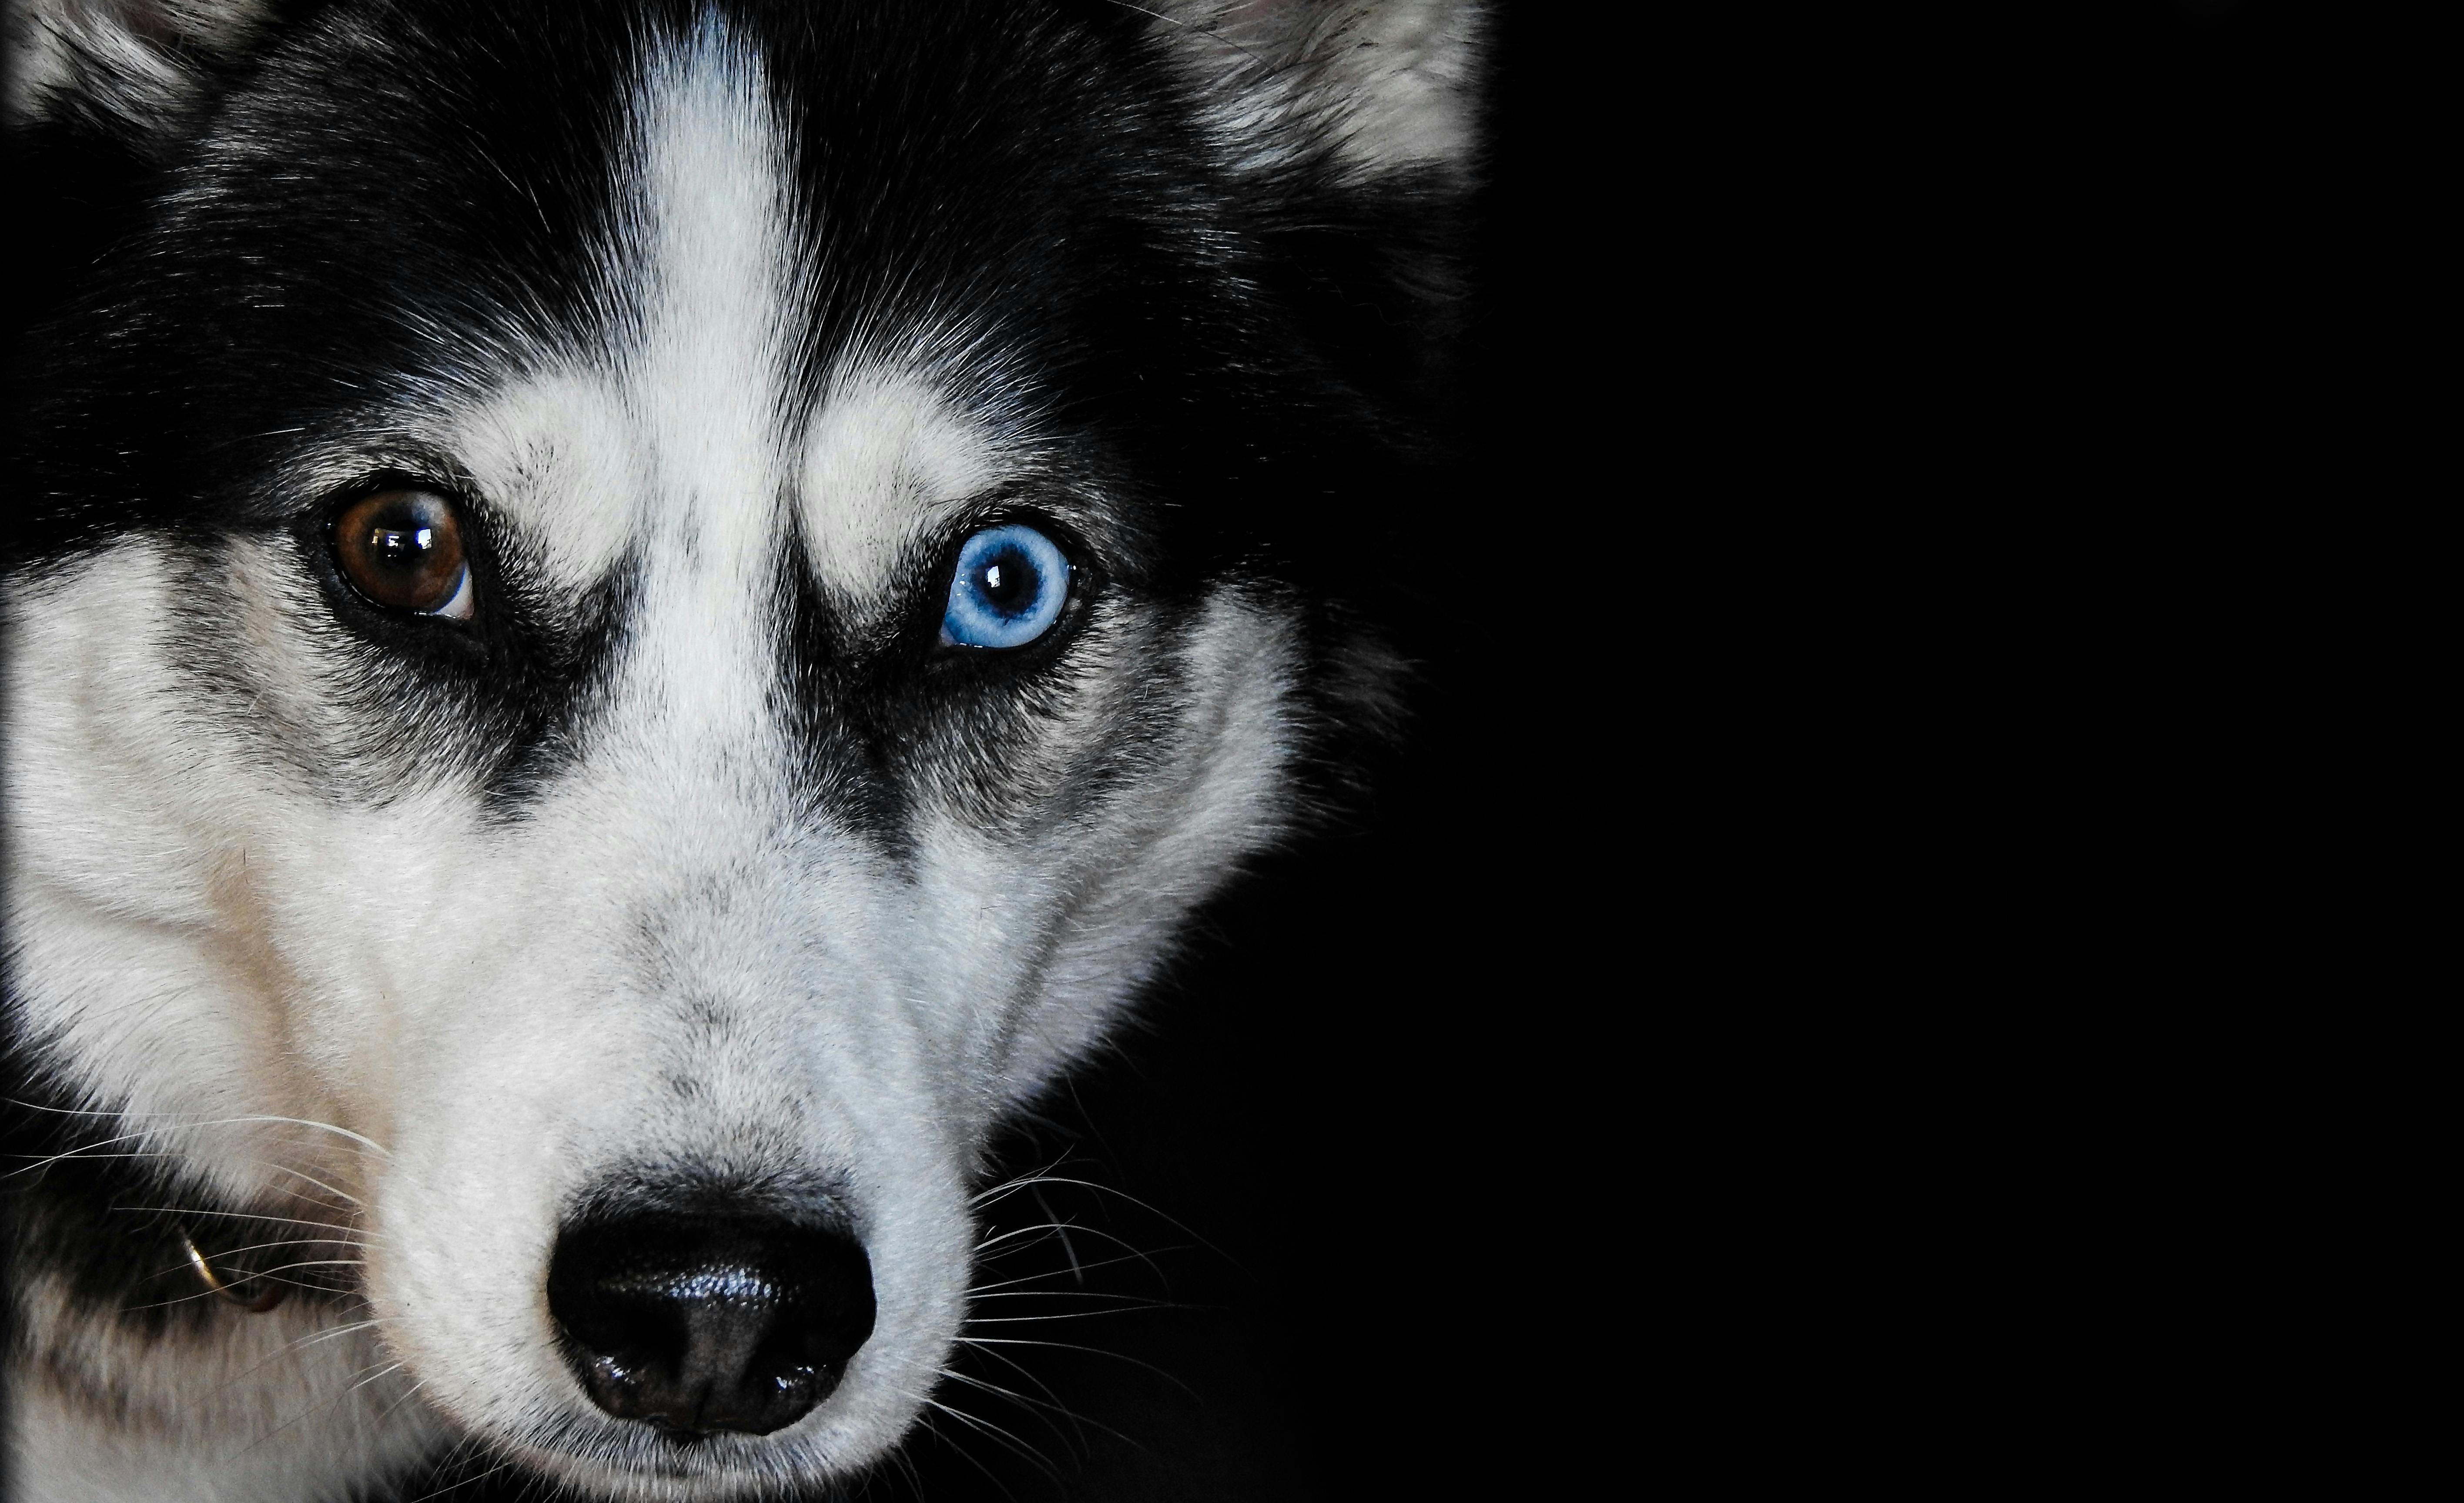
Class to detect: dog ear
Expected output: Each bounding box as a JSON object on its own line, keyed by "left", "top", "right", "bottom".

{"left": 7, "top": 0, "right": 274, "bottom": 136}
{"left": 1152, "top": 0, "right": 1485, "bottom": 180}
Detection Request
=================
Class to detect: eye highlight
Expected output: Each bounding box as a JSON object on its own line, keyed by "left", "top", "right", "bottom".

{"left": 941, "top": 524, "right": 1070, "bottom": 649}
{"left": 330, "top": 489, "right": 473, "bottom": 620}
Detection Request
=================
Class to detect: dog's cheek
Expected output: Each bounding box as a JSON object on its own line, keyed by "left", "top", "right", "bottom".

{"left": 5, "top": 543, "right": 358, "bottom": 1169}
{"left": 8, "top": 544, "right": 250, "bottom": 919}
{"left": 974, "top": 586, "right": 1316, "bottom": 1103}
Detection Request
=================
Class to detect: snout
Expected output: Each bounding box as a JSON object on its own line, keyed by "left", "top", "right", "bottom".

{"left": 547, "top": 1209, "right": 876, "bottom": 1439}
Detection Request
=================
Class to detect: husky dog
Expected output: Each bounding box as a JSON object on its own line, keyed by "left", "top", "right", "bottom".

{"left": 1, "top": 0, "right": 1478, "bottom": 1497}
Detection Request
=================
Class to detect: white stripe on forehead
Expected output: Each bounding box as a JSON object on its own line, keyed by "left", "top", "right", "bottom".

{"left": 439, "top": 16, "right": 1004, "bottom": 622}
{"left": 623, "top": 15, "right": 793, "bottom": 531}
{"left": 612, "top": 17, "right": 793, "bottom": 744}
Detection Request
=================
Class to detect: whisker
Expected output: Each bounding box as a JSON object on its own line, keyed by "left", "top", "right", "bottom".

{"left": 210, "top": 1115, "right": 394, "bottom": 1159}
{"left": 1028, "top": 1185, "right": 1084, "bottom": 1286}
{"left": 177, "top": 1315, "right": 395, "bottom": 1393}
{"left": 119, "top": 1267, "right": 372, "bottom": 1315}
{"left": 1088, "top": 0, "right": 1277, "bottom": 70}
{"left": 953, "top": 1339, "right": 1084, "bottom": 1425}
{"left": 341, "top": 1359, "right": 408, "bottom": 1399}
{"left": 963, "top": 1307, "right": 1170, "bottom": 1325}
{"left": 4, "top": 1130, "right": 206, "bottom": 1178}
{"left": 218, "top": 1359, "right": 404, "bottom": 1463}
{"left": 967, "top": 1288, "right": 1180, "bottom": 1307}
{"left": 974, "top": 1222, "right": 1175, "bottom": 1284}
{"left": 932, "top": 1367, "right": 1089, "bottom": 1457}
{"left": 264, "top": 1163, "right": 367, "bottom": 1208}
{"left": 157, "top": 1232, "right": 368, "bottom": 1264}
{"left": 972, "top": 1221, "right": 1145, "bottom": 1254}
{"left": 966, "top": 1249, "right": 1164, "bottom": 1295}
{"left": 886, "top": 1435, "right": 928, "bottom": 1501}
{"left": 969, "top": 1155, "right": 1086, "bottom": 1208}
{"left": 110, "top": 1206, "right": 371, "bottom": 1236}
{"left": 406, "top": 1456, "right": 513, "bottom": 1503}
{"left": 950, "top": 1356, "right": 1165, "bottom": 1468}
{"left": 0, "top": 1111, "right": 392, "bottom": 1176}
{"left": 893, "top": 1390, "right": 1024, "bottom": 1503}
{"left": 375, "top": 1375, "right": 436, "bottom": 1428}
{"left": 271, "top": 1316, "right": 389, "bottom": 1353}
{"left": 974, "top": 1174, "right": 1226, "bottom": 1258}
{"left": 912, "top": 1388, "right": 1061, "bottom": 1486}
{"left": 955, "top": 1336, "right": 1199, "bottom": 1399}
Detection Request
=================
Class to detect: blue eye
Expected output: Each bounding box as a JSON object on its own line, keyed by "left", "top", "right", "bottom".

{"left": 941, "top": 524, "right": 1071, "bottom": 648}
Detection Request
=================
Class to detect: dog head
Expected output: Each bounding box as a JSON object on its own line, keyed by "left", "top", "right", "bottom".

{"left": 4, "top": 0, "right": 1479, "bottom": 1495}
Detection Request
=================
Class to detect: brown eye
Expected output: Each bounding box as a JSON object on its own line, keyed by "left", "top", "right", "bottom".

{"left": 331, "top": 489, "right": 473, "bottom": 619}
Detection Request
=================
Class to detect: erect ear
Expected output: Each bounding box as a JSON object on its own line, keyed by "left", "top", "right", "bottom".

{"left": 7, "top": 0, "right": 273, "bottom": 134}
{"left": 1154, "top": 0, "right": 1486, "bottom": 180}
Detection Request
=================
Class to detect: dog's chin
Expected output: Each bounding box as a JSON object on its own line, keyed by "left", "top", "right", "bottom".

{"left": 503, "top": 1428, "right": 857, "bottom": 1503}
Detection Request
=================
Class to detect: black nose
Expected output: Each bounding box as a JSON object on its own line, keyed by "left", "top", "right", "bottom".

{"left": 546, "top": 1212, "right": 875, "bottom": 1438}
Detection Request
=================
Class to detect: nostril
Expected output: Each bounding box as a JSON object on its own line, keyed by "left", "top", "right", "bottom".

{"left": 546, "top": 1212, "right": 875, "bottom": 1438}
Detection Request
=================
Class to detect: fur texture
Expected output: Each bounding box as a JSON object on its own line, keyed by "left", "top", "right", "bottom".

{"left": 2, "top": 1, "right": 1479, "bottom": 1497}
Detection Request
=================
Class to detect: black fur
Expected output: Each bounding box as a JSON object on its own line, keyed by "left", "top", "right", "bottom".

{"left": 0, "top": 1052, "right": 357, "bottom": 1339}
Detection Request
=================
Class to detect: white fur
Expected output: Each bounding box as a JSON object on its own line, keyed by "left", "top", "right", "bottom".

{"left": 5, "top": 0, "right": 273, "bottom": 130}
{"left": 6, "top": 16, "right": 1312, "bottom": 1502}
{"left": 1162, "top": 0, "right": 1486, "bottom": 179}
{"left": 798, "top": 365, "right": 1007, "bottom": 612}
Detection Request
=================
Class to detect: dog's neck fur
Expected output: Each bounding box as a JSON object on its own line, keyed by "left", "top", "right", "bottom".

{"left": 3, "top": 1056, "right": 441, "bottom": 1502}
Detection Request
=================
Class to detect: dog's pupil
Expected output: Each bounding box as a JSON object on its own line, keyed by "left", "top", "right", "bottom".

{"left": 370, "top": 525, "right": 432, "bottom": 570}
{"left": 980, "top": 551, "right": 1034, "bottom": 613}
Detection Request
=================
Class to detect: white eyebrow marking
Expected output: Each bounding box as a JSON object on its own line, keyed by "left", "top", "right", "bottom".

{"left": 797, "top": 364, "right": 1003, "bottom": 608}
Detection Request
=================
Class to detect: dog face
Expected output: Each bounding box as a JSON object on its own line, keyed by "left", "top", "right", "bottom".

{"left": 3, "top": 1, "right": 1477, "bottom": 1496}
